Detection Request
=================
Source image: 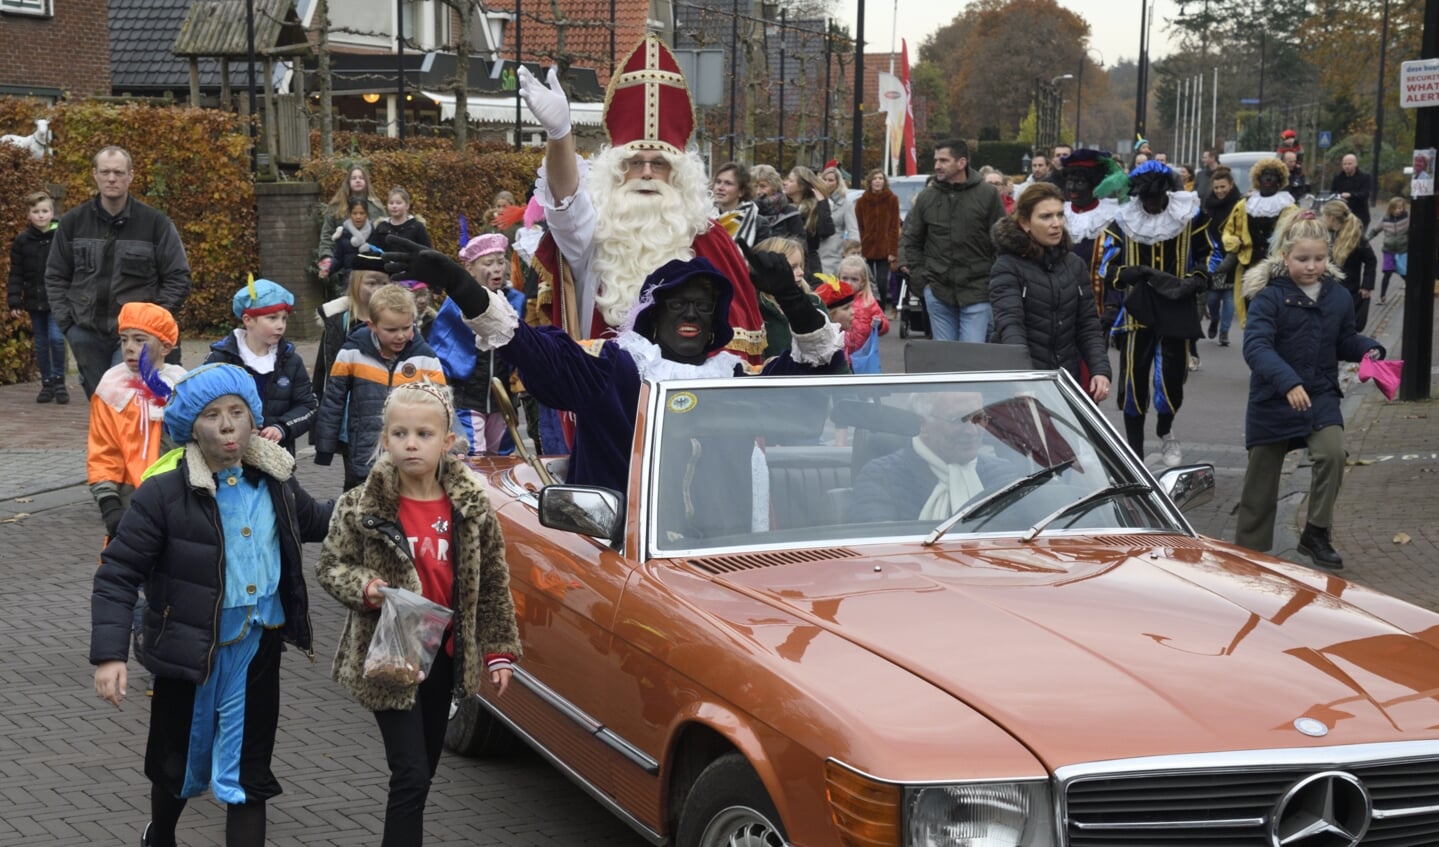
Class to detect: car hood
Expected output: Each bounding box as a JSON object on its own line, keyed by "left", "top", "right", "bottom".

{"left": 702, "top": 536, "right": 1439, "bottom": 768}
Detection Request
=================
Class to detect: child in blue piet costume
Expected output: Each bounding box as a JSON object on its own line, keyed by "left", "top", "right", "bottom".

{"left": 90, "top": 363, "right": 333, "bottom": 847}
{"left": 381, "top": 235, "right": 848, "bottom": 496}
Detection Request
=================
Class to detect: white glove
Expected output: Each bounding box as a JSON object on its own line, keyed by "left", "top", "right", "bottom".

{"left": 518, "top": 65, "right": 572, "bottom": 141}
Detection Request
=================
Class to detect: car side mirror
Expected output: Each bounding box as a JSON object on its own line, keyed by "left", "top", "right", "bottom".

{"left": 1156, "top": 464, "right": 1215, "bottom": 512}
{"left": 538, "top": 485, "right": 625, "bottom": 547}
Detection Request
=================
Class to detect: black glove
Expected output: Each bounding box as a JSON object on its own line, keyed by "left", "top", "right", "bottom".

{"left": 740, "top": 241, "right": 799, "bottom": 297}
{"left": 383, "top": 235, "right": 490, "bottom": 318}
{"left": 1148, "top": 271, "right": 1208, "bottom": 300}
{"left": 1117, "top": 266, "right": 1150, "bottom": 288}
{"left": 1216, "top": 252, "right": 1238, "bottom": 277}
{"left": 314, "top": 451, "right": 334, "bottom": 467}
{"left": 99, "top": 496, "right": 124, "bottom": 538}
{"left": 739, "top": 242, "right": 825, "bottom": 334}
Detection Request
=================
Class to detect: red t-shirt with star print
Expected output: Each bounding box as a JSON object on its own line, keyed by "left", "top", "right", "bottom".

{"left": 398, "top": 495, "right": 455, "bottom": 652}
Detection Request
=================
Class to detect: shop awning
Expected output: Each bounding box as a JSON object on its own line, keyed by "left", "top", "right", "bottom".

{"left": 420, "top": 90, "right": 604, "bottom": 126}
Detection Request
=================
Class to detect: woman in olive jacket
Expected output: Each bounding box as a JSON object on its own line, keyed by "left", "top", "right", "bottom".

{"left": 989, "top": 182, "right": 1112, "bottom": 401}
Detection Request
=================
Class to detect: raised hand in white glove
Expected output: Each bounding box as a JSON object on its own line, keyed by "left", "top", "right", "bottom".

{"left": 518, "top": 65, "right": 572, "bottom": 141}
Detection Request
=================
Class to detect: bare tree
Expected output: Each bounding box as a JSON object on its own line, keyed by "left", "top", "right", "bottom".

{"left": 315, "top": 0, "right": 333, "bottom": 154}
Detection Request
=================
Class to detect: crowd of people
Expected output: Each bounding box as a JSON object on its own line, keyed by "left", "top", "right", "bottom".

{"left": 0, "top": 30, "right": 1416, "bottom": 847}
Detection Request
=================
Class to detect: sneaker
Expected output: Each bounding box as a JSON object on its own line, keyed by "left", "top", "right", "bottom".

{"left": 1377, "top": 297, "right": 1386, "bottom": 305}
{"left": 53, "top": 382, "right": 70, "bottom": 405}
{"left": 1297, "top": 523, "right": 1343, "bottom": 569}
{"left": 1160, "top": 435, "right": 1182, "bottom": 467}
{"left": 1207, "top": 318, "right": 1218, "bottom": 339}
{"left": 1188, "top": 353, "right": 1201, "bottom": 372}
{"left": 1218, "top": 330, "right": 1230, "bottom": 347}
{"left": 35, "top": 381, "right": 55, "bottom": 403}
{"left": 141, "top": 822, "right": 153, "bottom": 847}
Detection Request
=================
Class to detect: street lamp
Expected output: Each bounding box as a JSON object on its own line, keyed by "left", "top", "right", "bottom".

{"left": 1047, "top": 74, "right": 1073, "bottom": 151}
{"left": 1075, "top": 48, "right": 1103, "bottom": 147}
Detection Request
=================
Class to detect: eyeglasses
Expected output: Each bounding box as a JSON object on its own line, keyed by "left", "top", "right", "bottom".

{"left": 661, "top": 297, "right": 716, "bottom": 316}
{"left": 621, "top": 156, "right": 672, "bottom": 176}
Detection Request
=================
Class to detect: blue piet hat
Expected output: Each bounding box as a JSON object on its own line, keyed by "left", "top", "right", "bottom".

{"left": 625, "top": 257, "right": 735, "bottom": 354}
{"left": 232, "top": 275, "right": 295, "bottom": 319}
{"left": 164, "top": 363, "right": 264, "bottom": 444}
{"left": 1128, "top": 160, "right": 1175, "bottom": 197}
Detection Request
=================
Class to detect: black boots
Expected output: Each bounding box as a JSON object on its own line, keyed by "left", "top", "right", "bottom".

{"left": 35, "top": 378, "right": 69, "bottom": 404}
{"left": 1298, "top": 523, "right": 1343, "bottom": 569}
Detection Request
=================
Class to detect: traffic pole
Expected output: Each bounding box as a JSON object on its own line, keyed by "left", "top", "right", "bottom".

{"left": 1400, "top": 0, "right": 1438, "bottom": 401}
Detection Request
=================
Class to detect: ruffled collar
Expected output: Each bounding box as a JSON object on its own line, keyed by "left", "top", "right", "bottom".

{"left": 1065, "top": 198, "right": 1120, "bottom": 241}
{"left": 1244, "top": 191, "right": 1295, "bottom": 218}
{"left": 613, "top": 332, "right": 744, "bottom": 381}
{"left": 94, "top": 362, "right": 187, "bottom": 416}
{"left": 1115, "top": 191, "right": 1201, "bottom": 245}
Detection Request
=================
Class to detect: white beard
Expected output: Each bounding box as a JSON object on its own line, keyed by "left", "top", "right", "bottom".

{"left": 591, "top": 178, "right": 704, "bottom": 328}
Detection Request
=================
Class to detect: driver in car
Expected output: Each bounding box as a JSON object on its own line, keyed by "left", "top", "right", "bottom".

{"left": 381, "top": 237, "right": 847, "bottom": 497}
{"left": 850, "top": 392, "right": 1017, "bottom": 522}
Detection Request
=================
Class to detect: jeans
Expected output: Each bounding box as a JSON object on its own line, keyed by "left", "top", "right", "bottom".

{"left": 27, "top": 309, "right": 67, "bottom": 383}
{"left": 374, "top": 648, "right": 454, "bottom": 847}
{"left": 922, "top": 288, "right": 991, "bottom": 342}
{"left": 1206, "top": 289, "right": 1235, "bottom": 334}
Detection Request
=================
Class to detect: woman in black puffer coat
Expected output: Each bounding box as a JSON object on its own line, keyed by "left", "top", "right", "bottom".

{"left": 989, "top": 182, "right": 1112, "bottom": 401}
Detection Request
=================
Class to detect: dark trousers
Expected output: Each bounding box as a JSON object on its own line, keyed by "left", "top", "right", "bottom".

{"left": 1116, "top": 327, "right": 1189, "bottom": 457}
{"left": 374, "top": 647, "right": 454, "bottom": 847}
{"left": 27, "top": 309, "right": 67, "bottom": 383}
{"left": 866, "top": 259, "right": 892, "bottom": 305}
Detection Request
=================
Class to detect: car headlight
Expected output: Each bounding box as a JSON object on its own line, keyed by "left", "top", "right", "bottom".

{"left": 905, "top": 781, "right": 1057, "bottom": 847}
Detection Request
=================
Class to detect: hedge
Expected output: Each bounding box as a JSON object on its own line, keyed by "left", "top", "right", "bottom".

{"left": 0, "top": 99, "right": 256, "bottom": 384}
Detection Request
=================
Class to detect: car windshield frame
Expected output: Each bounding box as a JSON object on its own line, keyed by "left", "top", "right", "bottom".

{"left": 638, "top": 370, "right": 1196, "bottom": 560}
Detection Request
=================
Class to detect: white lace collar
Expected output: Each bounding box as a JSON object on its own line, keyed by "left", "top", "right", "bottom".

{"left": 1244, "top": 191, "right": 1295, "bottom": 218}
{"left": 234, "top": 328, "right": 277, "bottom": 374}
{"left": 613, "top": 332, "right": 744, "bottom": 381}
{"left": 1115, "top": 191, "right": 1201, "bottom": 245}
{"left": 1065, "top": 198, "right": 1120, "bottom": 241}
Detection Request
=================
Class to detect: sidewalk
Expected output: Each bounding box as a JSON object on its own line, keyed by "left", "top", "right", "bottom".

{"left": 1323, "top": 288, "right": 1439, "bottom": 611}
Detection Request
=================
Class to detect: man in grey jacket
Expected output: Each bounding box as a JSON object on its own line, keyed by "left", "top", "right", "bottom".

{"left": 45, "top": 146, "right": 191, "bottom": 398}
{"left": 898, "top": 139, "right": 1006, "bottom": 341}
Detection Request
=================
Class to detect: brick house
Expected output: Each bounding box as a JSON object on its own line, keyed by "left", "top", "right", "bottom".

{"left": 0, "top": 0, "right": 111, "bottom": 100}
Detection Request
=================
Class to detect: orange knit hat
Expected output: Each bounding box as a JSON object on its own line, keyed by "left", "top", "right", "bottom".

{"left": 117, "top": 302, "right": 178, "bottom": 347}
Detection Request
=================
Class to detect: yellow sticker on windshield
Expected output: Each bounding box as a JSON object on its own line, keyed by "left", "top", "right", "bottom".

{"left": 668, "top": 391, "right": 698, "bottom": 414}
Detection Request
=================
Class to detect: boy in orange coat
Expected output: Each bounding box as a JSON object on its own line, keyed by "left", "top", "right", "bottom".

{"left": 88, "top": 302, "right": 185, "bottom": 539}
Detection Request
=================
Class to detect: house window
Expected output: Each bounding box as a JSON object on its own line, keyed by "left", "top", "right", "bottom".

{"left": 1, "top": 0, "right": 52, "bottom": 17}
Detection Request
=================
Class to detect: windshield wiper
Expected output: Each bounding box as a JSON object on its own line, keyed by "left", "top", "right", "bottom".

{"left": 923, "top": 459, "right": 1076, "bottom": 547}
{"left": 1018, "top": 482, "right": 1153, "bottom": 543}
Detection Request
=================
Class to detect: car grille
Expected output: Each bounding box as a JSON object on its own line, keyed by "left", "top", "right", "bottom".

{"left": 1064, "top": 756, "right": 1439, "bottom": 845}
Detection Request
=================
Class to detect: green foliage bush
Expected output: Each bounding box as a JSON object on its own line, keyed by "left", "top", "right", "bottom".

{"left": 0, "top": 99, "right": 257, "bottom": 384}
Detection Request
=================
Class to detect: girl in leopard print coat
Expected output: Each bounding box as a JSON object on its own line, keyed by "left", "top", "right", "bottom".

{"left": 316, "top": 382, "right": 519, "bottom": 843}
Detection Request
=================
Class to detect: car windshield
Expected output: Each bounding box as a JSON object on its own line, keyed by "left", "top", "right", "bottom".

{"left": 646, "top": 374, "right": 1181, "bottom": 554}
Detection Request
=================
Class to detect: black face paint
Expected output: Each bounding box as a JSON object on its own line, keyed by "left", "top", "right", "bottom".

{"left": 1141, "top": 192, "right": 1170, "bottom": 215}
{"left": 653, "top": 278, "right": 718, "bottom": 364}
{"left": 1258, "top": 171, "right": 1281, "bottom": 197}
{"left": 1065, "top": 172, "right": 1096, "bottom": 208}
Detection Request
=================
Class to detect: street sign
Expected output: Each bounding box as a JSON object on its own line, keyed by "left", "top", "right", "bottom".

{"left": 1400, "top": 59, "right": 1439, "bottom": 109}
{"left": 1319, "top": 131, "right": 1333, "bottom": 148}
{"left": 1239, "top": 98, "right": 1261, "bottom": 105}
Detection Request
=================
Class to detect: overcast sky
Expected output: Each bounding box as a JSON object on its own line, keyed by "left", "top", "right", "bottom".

{"left": 834, "top": 0, "right": 1184, "bottom": 69}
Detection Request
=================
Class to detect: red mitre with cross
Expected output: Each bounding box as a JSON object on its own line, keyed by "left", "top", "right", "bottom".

{"left": 603, "top": 33, "right": 696, "bottom": 155}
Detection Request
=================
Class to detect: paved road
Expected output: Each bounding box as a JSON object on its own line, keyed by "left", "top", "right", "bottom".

{"left": 1, "top": 281, "right": 1431, "bottom": 846}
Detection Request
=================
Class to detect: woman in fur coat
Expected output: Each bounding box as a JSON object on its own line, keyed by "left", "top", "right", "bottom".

{"left": 316, "top": 382, "right": 519, "bottom": 846}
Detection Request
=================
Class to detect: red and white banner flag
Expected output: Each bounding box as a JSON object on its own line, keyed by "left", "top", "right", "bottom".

{"left": 901, "top": 39, "right": 917, "bottom": 176}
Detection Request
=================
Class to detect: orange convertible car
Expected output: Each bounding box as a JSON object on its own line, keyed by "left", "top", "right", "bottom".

{"left": 449, "top": 371, "right": 1439, "bottom": 847}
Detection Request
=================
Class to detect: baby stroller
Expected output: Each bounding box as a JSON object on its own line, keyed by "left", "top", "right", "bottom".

{"left": 895, "top": 272, "right": 930, "bottom": 339}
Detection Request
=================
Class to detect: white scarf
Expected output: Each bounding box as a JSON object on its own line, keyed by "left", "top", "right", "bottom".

{"left": 342, "top": 218, "right": 373, "bottom": 248}
{"left": 913, "top": 436, "right": 983, "bottom": 521}
{"left": 234, "top": 328, "right": 277, "bottom": 375}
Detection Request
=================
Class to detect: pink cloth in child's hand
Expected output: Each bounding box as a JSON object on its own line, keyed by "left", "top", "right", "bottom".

{"left": 1358, "top": 356, "right": 1403, "bottom": 402}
